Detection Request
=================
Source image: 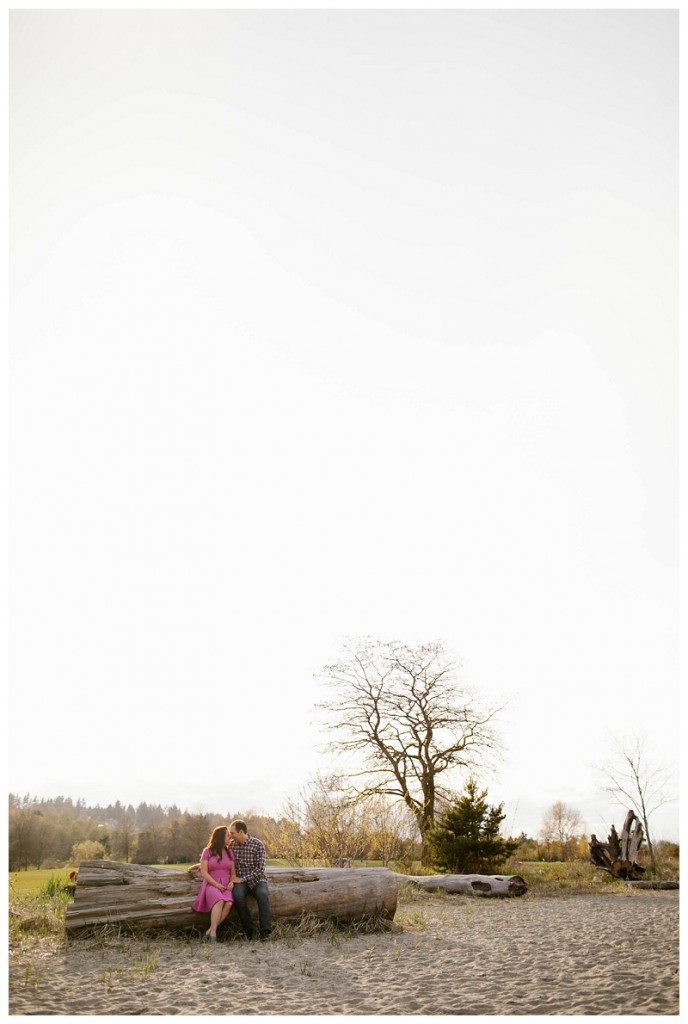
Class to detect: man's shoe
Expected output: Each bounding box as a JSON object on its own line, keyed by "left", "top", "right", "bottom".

{"left": 260, "top": 930, "right": 272, "bottom": 942}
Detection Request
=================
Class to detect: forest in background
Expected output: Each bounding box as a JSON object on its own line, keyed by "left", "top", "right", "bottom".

{"left": 9, "top": 792, "right": 287, "bottom": 870}
{"left": 8, "top": 789, "right": 679, "bottom": 876}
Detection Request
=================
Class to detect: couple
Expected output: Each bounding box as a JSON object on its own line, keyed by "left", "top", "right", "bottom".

{"left": 192, "top": 819, "right": 272, "bottom": 942}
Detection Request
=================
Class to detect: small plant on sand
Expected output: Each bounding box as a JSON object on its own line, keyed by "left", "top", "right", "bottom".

{"left": 390, "top": 942, "right": 402, "bottom": 962}
{"left": 99, "top": 967, "right": 120, "bottom": 991}
{"left": 364, "top": 943, "right": 383, "bottom": 963}
{"left": 132, "top": 950, "right": 159, "bottom": 979}
{"left": 22, "top": 963, "right": 41, "bottom": 988}
{"left": 402, "top": 909, "right": 429, "bottom": 932}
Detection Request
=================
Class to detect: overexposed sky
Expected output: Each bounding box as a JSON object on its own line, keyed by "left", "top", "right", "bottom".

{"left": 8, "top": 7, "right": 679, "bottom": 840}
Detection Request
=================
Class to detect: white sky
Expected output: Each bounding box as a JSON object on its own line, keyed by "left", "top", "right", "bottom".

{"left": 7, "top": 6, "right": 679, "bottom": 842}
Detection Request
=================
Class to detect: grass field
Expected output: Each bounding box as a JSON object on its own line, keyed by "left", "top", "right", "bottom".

{"left": 8, "top": 865, "right": 200, "bottom": 897}
{"left": 9, "top": 869, "right": 76, "bottom": 897}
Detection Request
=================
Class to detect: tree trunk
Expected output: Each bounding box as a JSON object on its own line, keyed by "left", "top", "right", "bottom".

{"left": 397, "top": 873, "right": 527, "bottom": 897}
{"left": 64, "top": 861, "right": 399, "bottom": 935}
{"left": 588, "top": 810, "right": 646, "bottom": 880}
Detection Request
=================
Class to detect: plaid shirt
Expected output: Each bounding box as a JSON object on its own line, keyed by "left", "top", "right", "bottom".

{"left": 231, "top": 835, "right": 267, "bottom": 888}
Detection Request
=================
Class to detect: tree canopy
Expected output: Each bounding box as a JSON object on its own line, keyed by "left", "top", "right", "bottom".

{"left": 316, "top": 636, "right": 506, "bottom": 857}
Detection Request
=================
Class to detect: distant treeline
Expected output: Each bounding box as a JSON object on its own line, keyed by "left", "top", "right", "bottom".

{"left": 8, "top": 792, "right": 279, "bottom": 871}
{"left": 10, "top": 792, "right": 676, "bottom": 874}
{"left": 10, "top": 792, "right": 229, "bottom": 827}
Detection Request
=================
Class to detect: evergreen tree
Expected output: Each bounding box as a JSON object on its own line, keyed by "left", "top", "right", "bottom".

{"left": 427, "top": 777, "right": 518, "bottom": 874}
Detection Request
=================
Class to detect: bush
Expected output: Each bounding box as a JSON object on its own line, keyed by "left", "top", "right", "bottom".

{"left": 71, "top": 840, "right": 106, "bottom": 863}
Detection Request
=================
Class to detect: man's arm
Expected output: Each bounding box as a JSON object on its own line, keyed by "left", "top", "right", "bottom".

{"left": 241, "top": 840, "right": 266, "bottom": 887}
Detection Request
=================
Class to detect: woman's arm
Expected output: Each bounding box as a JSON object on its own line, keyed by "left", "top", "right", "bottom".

{"left": 199, "top": 851, "right": 225, "bottom": 890}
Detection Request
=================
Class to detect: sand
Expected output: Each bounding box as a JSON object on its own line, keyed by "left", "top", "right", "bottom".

{"left": 8, "top": 888, "right": 679, "bottom": 1016}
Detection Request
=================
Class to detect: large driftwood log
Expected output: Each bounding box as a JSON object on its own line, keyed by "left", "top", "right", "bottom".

{"left": 589, "top": 810, "right": 646, "bottom": 880}
{"left": 64, "top": 861, "right": 398, "bottom": 934}
{"left": 398, "top": 873, "right": 527, "bottom": 897}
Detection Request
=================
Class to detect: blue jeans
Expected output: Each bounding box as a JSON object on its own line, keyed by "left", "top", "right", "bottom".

{"left": 232, "top": 880, "right": 272, "bottom": 937}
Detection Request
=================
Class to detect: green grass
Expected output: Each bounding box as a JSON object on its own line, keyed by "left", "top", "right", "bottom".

{"left": 150, "top": 863, "right": 195, "bottom": 871}
{"left": 9, "top": 869, "right": 76, "bottom": 897}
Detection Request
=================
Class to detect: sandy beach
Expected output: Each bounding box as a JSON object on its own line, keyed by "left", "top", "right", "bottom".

{"left": 8, "top": 888, "right": 679, "bottom": 1016}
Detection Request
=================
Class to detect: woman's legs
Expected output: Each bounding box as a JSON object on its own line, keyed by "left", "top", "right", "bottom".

{"left": 206, "top": 898, "right": 233, "bottom": 938}
{"left": 208, "top": 899, "right": 224, "bottom": 937}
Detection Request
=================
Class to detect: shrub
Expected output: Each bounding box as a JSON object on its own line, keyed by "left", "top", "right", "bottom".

{"left": 71, "top": 840, "right": 106, "bottom": 863}
{"left": 427, "top": 778, "right": 518, "bottom": 874}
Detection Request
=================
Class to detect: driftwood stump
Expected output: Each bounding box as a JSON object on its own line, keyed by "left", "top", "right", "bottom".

{"left": 64, "top": 861, "right": 399, "bottom": 935}
{"left": 589, "top": 810, "right": 646, "bottom": 880}
{"left": 397, "top": 873, "right": 527, "bottom": 897}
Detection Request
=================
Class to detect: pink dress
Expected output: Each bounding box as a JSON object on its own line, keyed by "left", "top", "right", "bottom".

{"left": 192, "top": 847, "right": 235, "bottom": 913}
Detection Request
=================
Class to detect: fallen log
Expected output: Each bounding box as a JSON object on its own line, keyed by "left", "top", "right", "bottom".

{"left": 397, "top": 873, "right": 527, "bottom": 897}
{"left": 589, "top": 810, "right": 646, "bottom": 880}
{"left": 64, "top": 861, "right": 399, "bottom": 935}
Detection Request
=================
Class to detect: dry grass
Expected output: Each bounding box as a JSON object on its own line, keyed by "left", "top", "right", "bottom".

{"left": 512, "top": 856, "right": 679, "bottom": 895}
{"left": 9, "top": 858, "right": 677, "bottom": 956}
{"left": 9, "top": 894, "right": 69, "bottom": 941}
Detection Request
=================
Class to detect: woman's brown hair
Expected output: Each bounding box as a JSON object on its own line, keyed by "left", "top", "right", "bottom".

{"left": 205, "top": 825, "right": 229, "bottom": 861}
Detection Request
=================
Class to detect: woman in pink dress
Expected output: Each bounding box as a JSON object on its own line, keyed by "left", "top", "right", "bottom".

{"left": 192, "top": 825, "right": 238, "bottom": 941}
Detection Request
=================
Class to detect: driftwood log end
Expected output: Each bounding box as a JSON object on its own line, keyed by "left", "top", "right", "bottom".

{"left": 589, "top": 810, "right": 646, "bottom": 880}
{"left": 64, "top": 861, "right": 399, "bottom": 935}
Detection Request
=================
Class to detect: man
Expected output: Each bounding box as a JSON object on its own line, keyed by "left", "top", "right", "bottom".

{"left": 228, "top": 819, "right": 272, "bottom": 941}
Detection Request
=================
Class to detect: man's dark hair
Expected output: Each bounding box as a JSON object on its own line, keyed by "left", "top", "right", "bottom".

{"left": 230, "top": 819, "right": 248, "bottom": 834}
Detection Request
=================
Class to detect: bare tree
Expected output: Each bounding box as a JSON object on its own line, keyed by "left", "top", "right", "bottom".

{"left": 595, "top": 733, "right": 676, "bottom": 868}
{"left": 316, "top": 637, "right": 505, "bottom": 860}
{"left": 539, "top": 801, "right": 582, "bottom": 861}
{"left": 284, "top": 774, "right": 371, "bottom": 866}
{"left": 365, "top": 796, "right": 416, "bottom": 867}
{"left": 261, "top": 815, "right": 304, "bottom": 866}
